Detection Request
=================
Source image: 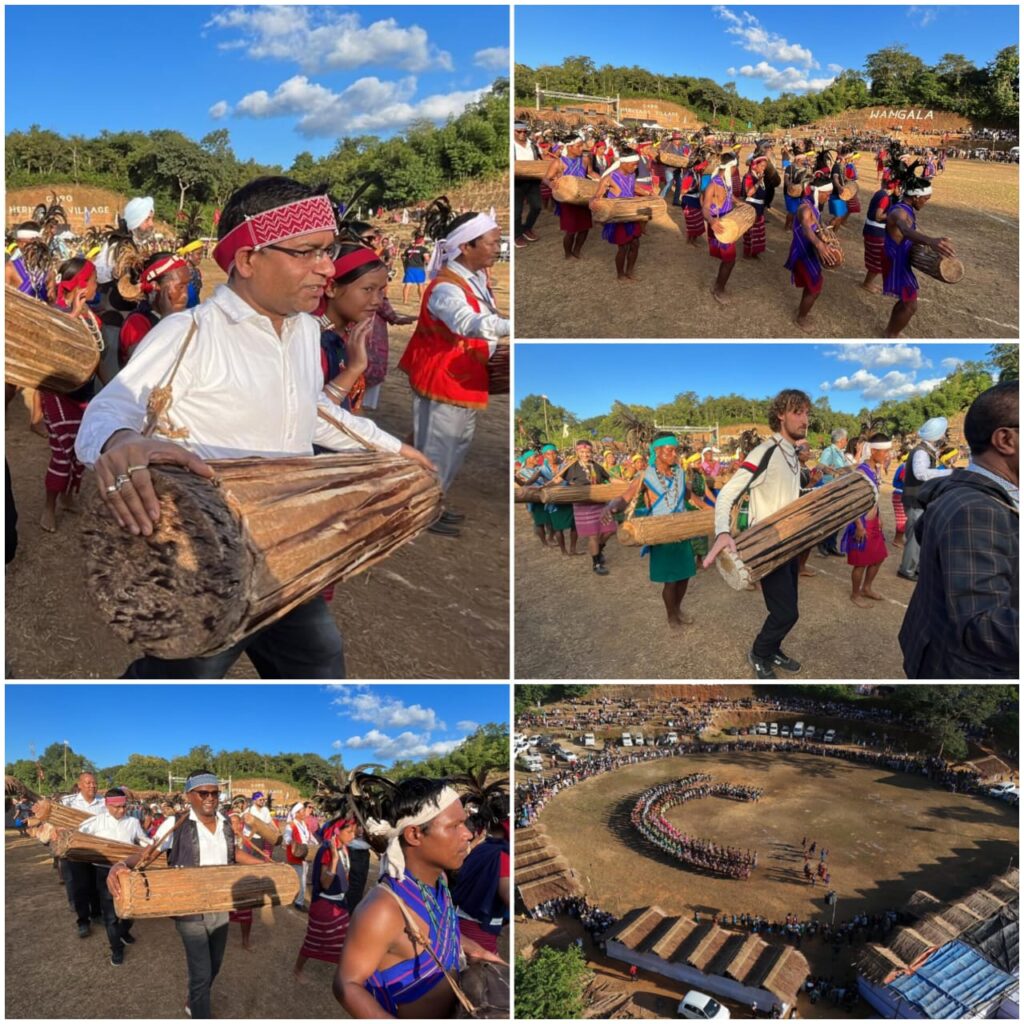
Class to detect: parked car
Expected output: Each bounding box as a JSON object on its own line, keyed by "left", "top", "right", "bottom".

{"left": 793, "top": 722, "right": 805, "bottom": 738}
{"left": 555, "top": 749, "right": 578, "bottom": 764}
{"left": 823, "top": 729, "right": 836, "bottom": 743}
{"left": 756, "top": 722, "right": 768, "bottom": 735}
{"left": 805, "top": 725, "right": 816, "bottom": 739}
{"left": 780, "top": 726, "right": 791, "bottom": 738}
{"left": 583, "top": 733, "right": 596, "bottom": 747}
{"left": 725, "top": 727, "right": 740, "bottom": 736}
{"left": 989, "top": 782, "right": 1018, "bottom": 799}
{"left": 621, "top": 733, "right": 633, "bottom": 747}
{"left": 633, "top": 732, "right": 645, "bottom": 747}
{"left": 677, "top": 990, "right": 730, "bottom": 1020}
{"left": 518, "top": 754, "right": 543, "bottom": 772}
{"left": 528, "top": 735, "right": 542, "bottom": 747}
{"left": 769, "top": 723, "right": 779, "bottom": 736}
{"left": 667, "top": 731, "right": 679, "bottom": 744}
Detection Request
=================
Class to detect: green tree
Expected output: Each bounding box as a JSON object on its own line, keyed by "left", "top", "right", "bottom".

{"left": 988, "top": 344, "right": 1019, "bottom": 383}
{"left": 865, "top": 46, "right": 929, "bottom": 105}
{"left": 515, "top": 394, "right": 578, "bottom": 447}
{"left": 515, "top": 946, "right": 590, "bottom": 1019}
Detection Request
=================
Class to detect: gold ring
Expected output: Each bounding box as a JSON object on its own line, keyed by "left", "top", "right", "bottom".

{"left": 126, "top": 464, "right": 148, "bottom": 475}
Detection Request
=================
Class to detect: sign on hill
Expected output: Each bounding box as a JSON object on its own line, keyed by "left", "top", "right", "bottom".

{"left": 619, "top": 98, "right": 700, "bottom": 129}
{"left": 6, "top": 184, "right": 174, "bottom": 236}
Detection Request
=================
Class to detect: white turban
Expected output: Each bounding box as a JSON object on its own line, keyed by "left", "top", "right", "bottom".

{"left": 124, "top": 196, "right": 154, "bottom": 231}
{"left": 426, "top": 213, "right": 499, "bottom": 280}
{"left": 364, "top": 785, "right": 462, "bottom": 881}
{"left": 918, "top": 417, "right": 948, "bottom": 442}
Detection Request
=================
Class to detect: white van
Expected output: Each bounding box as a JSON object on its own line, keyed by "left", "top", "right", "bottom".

{"left": 756, "top": 722, "right": 768, "bottom": 735}
{"left": 666, "top": 731, "right": 679, "bottom": 744}
{"left": 621, "top": 732, "right": 633, "bottom": 747}
{"left": 519, "top": 753, "right": 543, "bottom": 772}
{"left": 805, "top": 725, "right": 816, "bottom": 739}
{"left": 769, "top": 723, "right": 779, "bottom": 736}
{"left": 633, "top": 732, "right": 645, "bottom": 747}
{"left": 793, "top": 722, "right": 805, "bottom": 738}
{"left": 583, "top": 733, "right": 596, "bottom": 747}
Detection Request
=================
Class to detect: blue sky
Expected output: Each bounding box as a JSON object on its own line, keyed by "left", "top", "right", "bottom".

{"left": 516, "top": 5, "right": 1018, "bottom": 101}
{"left": 515, "top": 343, "right": 996, "bottom": 418}
{"left": 4, "top": 684, "right": 509, "bottom": 768}
{"left": 5, "top": 5, "right": 509, "bottom": 165}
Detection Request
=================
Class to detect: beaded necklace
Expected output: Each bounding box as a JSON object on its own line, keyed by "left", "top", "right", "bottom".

{"left": 411, "top": 872, "right": 456, "bottom": 940}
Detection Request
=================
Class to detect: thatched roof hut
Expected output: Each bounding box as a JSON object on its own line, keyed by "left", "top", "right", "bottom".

{"left": 858, "top": 944, "right": 908, "bottom": 985}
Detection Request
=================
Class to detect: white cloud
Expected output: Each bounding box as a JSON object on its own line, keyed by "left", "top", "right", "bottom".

{"left": 732, "top": 62, "right": 835, "bottom": 94}
{"left": 208, "top": 100, "right": 230, "bottom": 120}
{"left": 827, "top": 63, "right": 844, "bottom": 74}
{"left": 907, "top": 6, "right": 937, "bottom": 27}
{"left": 330, "top": 686, "right": 445, "bottom": 731}
{"left": 824, "top": 343, "right": 928, "bottom": 370}
{"left": 714, "top": 7, "right": 817, "bottom": 68}
{"left": 819, "top": 381, "right": 831, "bottom": 392}
{"left": 206, "top": 7, "right": 452, "bottom": 73}
{"left": 473, "top": 46, "right": 509, "bottom": 71}
{"left": 456, "top": 720, "right": 480, "bottom": 733}
{"left": 230, "top": 74, "right": 488, "bottom": 137}
{"left": 825, "top": 368, "right": 945, "bottom": 402}
{"left": 941, "top": 357, "right": 965, "bottom": 370}
{"left": 342, "top": 729, "right": 466, "bottom": 761}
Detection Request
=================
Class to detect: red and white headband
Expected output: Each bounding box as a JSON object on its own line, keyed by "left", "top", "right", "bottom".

{"left": 212, "top": 194, "right": 337, "bottom": 273}
{"left": 140, "top": 255, "right": 188, "bottom": 293}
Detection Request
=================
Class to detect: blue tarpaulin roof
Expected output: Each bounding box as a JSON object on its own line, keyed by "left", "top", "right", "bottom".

{"left": 888, "top": 941, "right": 1016, "bottom": 1018}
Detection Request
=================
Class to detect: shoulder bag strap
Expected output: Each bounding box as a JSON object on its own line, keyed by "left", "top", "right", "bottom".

{"left": 141, "top": 312, "right": 199, "bottom": 439}
{"left": 729, "top": 442, "right": 780, "bottom": 532}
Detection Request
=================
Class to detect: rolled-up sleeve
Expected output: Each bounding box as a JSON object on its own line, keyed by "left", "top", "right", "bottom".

{"left": 313, "top": 397, "right": 402, "bottom": 454}
{"left": 427, "top": 283, "right": 510, "bottom": 351}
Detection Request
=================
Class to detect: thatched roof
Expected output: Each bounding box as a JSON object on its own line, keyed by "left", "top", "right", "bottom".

{"left": 963, "top": 755, "right": 1011, "bottom": 778}
{"left": 858, "top": 944, "right": 908, "bottom": 985}
{"left": 762, "top": 948, "right": 811, "bottom": 1006}
{"left": 725, "top": 934, "right": 768, "bottom": 981}
{"left": 517, "top": 874, "right": 582, "bottom": 909}
{"left": 988, "top": 877, "right": 1018, "bottom": 903}
{"left": 936, "top": 902, "right": 984, "bottom": 932}
{"left": 652, "top": 916, "right": 697, "bottom": 962}
{"left": 516, "top": 855, "right": 571, "bottom": 885}
{"left": 889, "top": 927, "right": 936, "bottom": 966}
{"left": 516, "top": 846, "right": 561, "bottom": 869}
{"left": 963, "top": 888, "right": 1006, "bottom": 918}
{"left": 638, "top": 915, "right": 679, "bottom": 954}
{"left": 906, "top": 889, "right": 942, "bottom": 919}
{"left": 914, "top": 914, "right": 959, "bottom": 946}
{"left": 742, "top": 944, "right": 785, "bottom": 989}
{"left": 706, "top": 933, "right": 748, "bottom": 976}
{"left": 515, "top": 836, "right": 550, "bottom": 856}
{"left": 689, "top": 927, "right": 732, "bottom": 972}
{"left": 615, "top": 907, "right": 668, "bottom": 951}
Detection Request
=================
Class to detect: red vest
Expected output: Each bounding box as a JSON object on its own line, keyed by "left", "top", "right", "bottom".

{"left": 398, "top": 267, "right": 492, "bottom": 410}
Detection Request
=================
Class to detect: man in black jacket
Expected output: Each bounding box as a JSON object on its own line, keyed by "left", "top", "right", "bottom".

{"left": 899, "top": 382, "right": 1018, "bottom": 678}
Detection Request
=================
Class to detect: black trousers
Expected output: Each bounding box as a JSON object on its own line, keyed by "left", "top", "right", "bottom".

{"left": 95, "top": 865, "right": 130, "bottom": 952}
{"left": 514, "top": 181, "right": 541, "bottom": 238}
{"left": 68, "top": 860, "right": 102, "bottom": 925}
{"left": 345, "top": 847, "right": 371, "bottom": 912}
{"left": 752, "top": 557, "right": 800, "bottom": 659}
{"left": 122, "top": 598, "right": 345, "bottom": 679}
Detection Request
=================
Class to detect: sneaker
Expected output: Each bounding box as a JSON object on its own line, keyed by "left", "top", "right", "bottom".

{"left": 771, "top": 651, "right": 801, "bottom": 673}
{"left": 428, "top": 520, "right": 460, "bottom": 538}
{"left": 747, "top": 651, "right": 777, "bottom": 680}
{"left": 896, "top": 570, "right": 918, "bottom": 582}
{"left": 111, "top": 947, "right": 124, "bottom": 966}
{"left": 440, "top": 508, "right": 466, "bottom": 524}
{"left": 593, "top": 563, "right": 609, "bottom": 576}
{"left": 514, "top": 237, "right": 528, "bottom": 248}
{"left": 120, "top": 932, "right": 135, "bottom": 945}
{"left": 184, "top": 1005, "right": 192, "bottom": 1019}
{"left": 522, "top": 230, "right": 539, "bottom": 242}
{"left": 78, "top": 923, "right": 91, "bottom": 939}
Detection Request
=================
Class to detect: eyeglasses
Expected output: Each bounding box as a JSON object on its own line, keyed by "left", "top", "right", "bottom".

{"left": 191, "top": 789, "right": 220, "bottom": 798}
{"left": 259, "top": 241, "right": 341, "bottom": 263}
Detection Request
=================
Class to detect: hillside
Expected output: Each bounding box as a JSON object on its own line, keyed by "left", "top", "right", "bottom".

{"left": 618, "top": 97, "right": 701, "bottom": 128}
{"left": 798, "top": 106, "right": 977, "bottom": 138}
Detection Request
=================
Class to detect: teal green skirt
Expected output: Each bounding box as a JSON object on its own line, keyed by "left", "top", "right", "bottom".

{"left": 649, "top": 539, "right": 697, "bottom": 583}
{"left": 528, "top": 504, "right": 549, "bottom": 527}
{"left": 549, "top": 505, "right": 575, "bottom": 532}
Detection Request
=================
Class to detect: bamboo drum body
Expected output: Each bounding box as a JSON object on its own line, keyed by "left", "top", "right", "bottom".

{"left": 716, "top": 473, "right": 876, "bottom": 590}
{"left": 764, "top": 161, "right": 783, "bottom": 189}
{"left": 910, "top": 245, "right": 964, "bottom": 284}
{"left": 839, "top": 181, "right": 859, "bottom": 202}
{"left": 786, "top": 183, "right": 805, "bottom": 198}
{"left": 618, "top": 509, "right": 715, "bottom": 547}
{"left": 243, "top": 813, "right": 282, "bottom": 846}
{"left": 113, "top": 863, "right": 299, "bottom": 919}
{"left": 5, "top": 284, "right": 100, "bottom": 392}
{"left": 712, "top": 204, "right": 756, "bottom": 244}
{"left": 658, "top": 151, "right": 690, "bottom": 169}
{"left": 31, "top": 799, "right": 93, "bottom": 830}
{"left": 303, "top": 843, "right": 321, "bottom": 863}
{"left": 51, "top": 829, "right": 167, "bottom": 866}
{"left": 541, "top": 481, "right": 628, "bottom": 504}
{"left": 82, "top": 453, "right": 442, "bottom": 658}
{"left": 817, "top": 226, "right": 844, "bottom": 269}
{"left": 590, "top": 197, "right": 665, "bottom": 224}
{"left": 515, "top": 486, "right": 545, "bottom": 503}
{"left": 551, "top": 176, "right": 599, "bottom": 205}
{"left": 487, "top": 344, "right": 509, "bottom": 394}
{"left": 514, "top": 160, "right": 548, "bottom": 180}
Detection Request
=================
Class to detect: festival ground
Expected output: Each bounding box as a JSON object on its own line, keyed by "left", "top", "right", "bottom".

{"left": 4, "top": 258, "right": 509, "bottom": 680}
{"left": 3, "top": 829, "right": 509, "bottom": 1018}
{"left": 514, "top": 155, "right": 1018, "bottom": 339}
{"left": 515, "top": 472, "right": 919, "bottom": 680}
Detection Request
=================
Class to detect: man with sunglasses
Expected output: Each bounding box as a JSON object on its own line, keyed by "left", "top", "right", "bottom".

{"left": 107, "top": 771, "right": 267, "bottom": 1018}
{"left": 76, "top": 177, "right": 434, "bottom": 679}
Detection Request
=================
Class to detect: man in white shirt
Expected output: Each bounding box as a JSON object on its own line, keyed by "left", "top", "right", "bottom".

{"left": 76, "top": 176, "right": 433, "bottom": 679}
{"left": 897, "top": 416, "right": 952, "bottom": 581}
{"left": 62, "top": 771, "right": 106, "bottom": 937}
{"left": 79, "top": 786, "right": 151, "bottom": 965}
{"left": 246, "top": 791, "right": 274, "bottom": 854}
{"left": 513, "top": 121, "right": 543, "bottom": 247}
{"left": 398, "top": 201, "right": 510, "bottom": 537}
{"left": 705, "top": 389, "right": 811, "bottom": 680}
{"left": 107, "top": 771, "right": 266, "bottom": 1018}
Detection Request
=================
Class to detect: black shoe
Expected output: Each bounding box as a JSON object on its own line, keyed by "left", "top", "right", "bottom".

{"left": 593, "top": 563, "right": 609, "bottom": 576}
{"left": 428, "top": 520, "right": 460, "bottom": 537}
{"left": 771, "top": 651, "right": 801, "bottom": 673}
{"left": 747, "top": 651, "right": 777, "bottom": 680}
{"left": 78, "top": 923, "right": 91, "bottom": 938}
{"left": 120, "top": 932, "right": 135, "bottom": 945}
{"left": 111, "top": 947, "right": 124, "bottom": 966}
{"left": 896, "top": 570, "right": 918, "bottom": 581}
{"left": 440, "top": 508, "right": 465, "bottom": 524}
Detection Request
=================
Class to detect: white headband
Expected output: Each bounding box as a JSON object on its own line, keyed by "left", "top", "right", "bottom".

{"left": 904, "top": 185, "right": 932, "bottom": 196}
{"left": 364, "top": 786, "right": 462, "bottom": 881}
{"left": 15, "top": 229, "right": 41, "bottom": 241}
{"left": 869, "top": 442, "right": 893, "bottom": 450}
{"left": 426, "top": 213, "right": 499, "bottom": 280}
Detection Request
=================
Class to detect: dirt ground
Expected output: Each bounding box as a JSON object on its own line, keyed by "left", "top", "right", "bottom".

{"left": 4, "top": 261, "right": 509, "bottom": 680}
{"left": 515, "top": 477, "right": 914, "bottom": 680}
{"left": 4, "top": 830, "right": 509, "bottom": 1019}
{"left": 515, "top": 156, "right": 1018, "bottom": 339}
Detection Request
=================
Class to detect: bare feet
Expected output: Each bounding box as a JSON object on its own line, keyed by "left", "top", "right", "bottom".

{"left": 799, "top": 569, "right": 817, "bottom": 577}
{"left": 39, "top": 508, "right": 57, "bottom": 533}
{"left": 293, "top": 969, "right": 307, "bottom": 983}
{"left": 59, "top": 493, "right": 79, "bottom": 514}
{"left": 243, "top": 943, "right": 256, "bottom": 952}
{"left": 794, "top": 315, "right": 815, "bottom": 334}
{"left": 679, "top": 611, "right": 695, "bottom": 626}
{"left": 862, "top": 588, "right": 884, "bottom": 601}
{"left": 860, "top": 282, "right": 882, "bottom": 295}
{"left": 710, "top": 286, "right": 729, "bottom": 306}
{"left": 30, "top": 422, "right": 48, "bottom": 438}
{"left": 668, "top": 615, "right": 683, "bottom": 631}
{"left": 850, "top": 594, "right": 872, "bottom": 608}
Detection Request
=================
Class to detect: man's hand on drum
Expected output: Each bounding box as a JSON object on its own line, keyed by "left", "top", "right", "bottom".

{"left": 95, "top": 430, "right": 214, "bottom": 536}
{"left": 702, "top": 531, "right": 737, "bottom": 570}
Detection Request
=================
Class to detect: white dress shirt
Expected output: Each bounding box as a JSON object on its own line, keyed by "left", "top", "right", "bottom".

{"left": 911, "top": 444, "right": 952, "bottom": 484}
{"left": 514, "top": 139, "right": 539, "bottom": 161}
{"left": 62, "top": 793, "right": 107, "bottom": 818}
{"left": 714, "top": 434, "right": 801, "bottom": 536}
{"left": 79, "top": 812, "right": 152, "bottom": 846}
{"left": 427, "top": 260, "right": 509, "bottom": 351}
{"left": 76, "top": 285, "right": 402, "bottom": 466}
{"left": 247, "top": 803, "right": 273, "bottom": 825}
{"left": 152, "top": 808, "right": 230, "bottom": 865}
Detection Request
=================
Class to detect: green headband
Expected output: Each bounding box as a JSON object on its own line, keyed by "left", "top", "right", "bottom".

{"left": 649, "top": 435, "right": 678, "bottom": 466}
{"left": 540, "top": 444, "right": 557, "bottom": 452}
{"left": 521, "top": 449, "right": 538, "bottom": 460}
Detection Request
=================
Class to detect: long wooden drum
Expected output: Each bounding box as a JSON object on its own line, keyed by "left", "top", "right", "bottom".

{"left": 658, "top": 151, "right": 690, "bottom": 169}
{"left": 716, "top": 473, "right": 876, "bottom": 590}
{"left": 82, "top": 453, "right": 442, "bottom": 659}
{"left": 551, "top": 175, "right": 599, "bottom": 205}
{"left": 764, "top": 160, "right": 782, "bottom": 189}
{"left": 817, "top": 226, "right": 844, "bottom": 269}
{"left": 113, "top": 863, "right": 298, "bottom": 919}
{"left": 910, "top": 245, "right": 964, "bottom": 284}
{"left": 31, "top": 799, "right": 93, "bottom": 830}
{"left": 590, "top": 198, "right": 666, "bottom": 224}
{"left": 487, "top": 343, "right": 509, "bottom": 394}
{"left": 786, "top": 182, "right": 805, "bottom": 198}
{"left": 243, "top": 813, "right": 282, "bottom": 846}
{"left": 50, "top": 828, "right": 168, "bottom": 867}
{"left": 711, "top": 204, "right": 756, "bottom": 244}
{"left": 540, "top": 481, "right": 628, "bottom": 504}
{"left": 515, "top": 486, "right": 545, "bottom": 504}
{"left": 617, "top": 509, "right": 715, "bottom": 547}
{"left": 5, "top": 284, "right": 100, "bottom": 392}
{"left": 839, "top": 181, "right": 859, "bottom": 202}
{"left": 514, "top": 160, "right": 547, "bottom": 180}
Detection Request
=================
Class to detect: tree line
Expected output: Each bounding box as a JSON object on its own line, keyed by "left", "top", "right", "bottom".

{"left": 516, "top": 346, "right": 1015, "bottom": 449}
{"left": 515, "top": 44, "right": 1018, "bottom": 131}
{"left": 6, "top": 723, "right": 508, "bottom": 797}
{"left": 5, "top": 81, "right": 509, "bottom": 232}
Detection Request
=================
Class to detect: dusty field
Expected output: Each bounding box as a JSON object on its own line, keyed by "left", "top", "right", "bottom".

{"left": 5, "top": 831, "right": 509, "bottom": 1019}
{"left": 515, "top": 156, "right": 1018, "bottom": 338}
{"left": 516, "top": 478, "right": 914, "bottom": 680}
{"left": 5, "top": 261, "right": 509, "bottom": 680}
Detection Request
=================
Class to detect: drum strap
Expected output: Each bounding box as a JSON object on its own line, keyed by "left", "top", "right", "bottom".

{"left": 729, "top": 442, "right": 780, "bottom": 532}
{"left": 142, "top": 313, "right": 199, "bottom": 439}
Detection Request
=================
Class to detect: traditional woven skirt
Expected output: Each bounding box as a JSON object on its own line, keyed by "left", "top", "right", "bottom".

{"left": 229, "top": 908, "right": 253, "bottom": 925}
{"left": 789, "top": 257, "right": 823, "bottom": 295}
{"left": 731, "top": 167, "right": 742, "bottom": 196}
{"left": 299, "top": 899, "right": 350, "bottom": 963}
{"left": 558, "top": 202, "right": 593, "bottom": 233}
{"left": 572, "top": 502, "right": 615, "bottom": 538}
{"left": 846, "top": 516, "right": 888, "bottom": 567}
{"left": 528, "top": 503, "right": 549, "bottom": 527}
{"left": 602, "top": 221, "right": 645, "bottom": 246}
{"left": 892, "top": 491, "right": 906, "bottom": 534}
{"left": 863, "top": 235, "right": 884, "bottom": 274}
{"left": 539, "top": 180, "right": 552, "bottom": 203}
{"left": 682, "top": 202, "right": 706, "bottom": 239}
{"left": 708, "top": 233, "right": 736, "bottom": 262}
{"left": 847, "top": 191, "right": 862, "bottom": 214}
{"left": 649, "top": 539, "right": 697, "bottom": 583}
{"left": 743, "top": 218, "right": 766, "bottom": 256}
{"left": 549, "top": 504, "right": 575, "bottom": 532}
{"left": 458, "top": 917, "right": 500, "bottom": 955}
{"left": 41, "top": 392, "right": 88, "bottom": 495}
